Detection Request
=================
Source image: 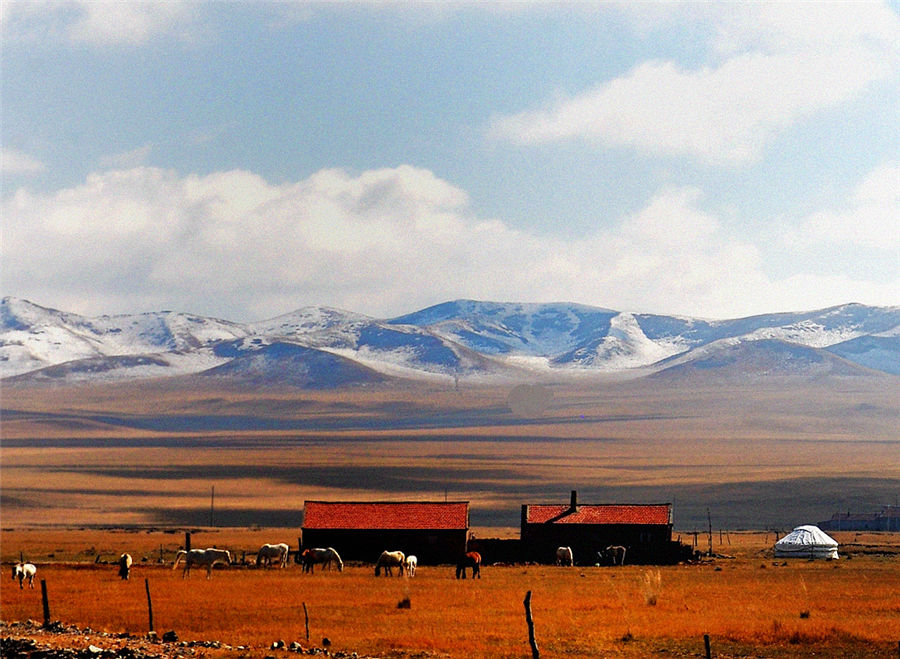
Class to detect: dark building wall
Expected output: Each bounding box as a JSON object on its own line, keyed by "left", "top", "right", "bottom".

{"left": 301, "top": 528, "right": 467, "bottom": 564}
{"left": 521, "top": 521, "right": 674, "bottom": 565}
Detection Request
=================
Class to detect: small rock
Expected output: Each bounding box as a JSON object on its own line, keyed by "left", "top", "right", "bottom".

{"left": 271, "top": 640, "right": 285, "bottom": 649}
{"left": 87, "top": 645, "right": 103, "bottom": 654}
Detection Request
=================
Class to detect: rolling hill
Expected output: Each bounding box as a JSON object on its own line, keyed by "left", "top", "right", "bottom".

{"left": 2, "top": 296, "right": 897, "bottom": 386}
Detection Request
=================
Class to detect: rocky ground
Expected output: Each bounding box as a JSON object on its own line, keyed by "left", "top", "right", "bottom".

{"left": 1, "top": 621, "right": 375, "bottom": 659}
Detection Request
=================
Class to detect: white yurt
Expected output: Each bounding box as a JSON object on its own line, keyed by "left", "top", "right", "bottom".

{"left": 774, "top": 525, "right": 839, "bottom": 559}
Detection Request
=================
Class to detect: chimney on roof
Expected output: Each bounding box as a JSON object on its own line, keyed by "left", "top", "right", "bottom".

{"left": 570, "top": 490, "right": 577, "bottom": 511}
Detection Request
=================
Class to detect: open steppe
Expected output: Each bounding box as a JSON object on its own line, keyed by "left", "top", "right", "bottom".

{"left": 2, "top": 375, "right": 898, "bottom": 656}
{"left": 2, "top": 376, "right": 898, "bottom": 530}
{"left": 2, "top": 528, "right": 900, "bottom": 658}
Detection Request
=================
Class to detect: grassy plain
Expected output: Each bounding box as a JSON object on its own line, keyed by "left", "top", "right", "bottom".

{"left": 2, "top": 376, "right": 899, "bottom": 657}
{"left": 2, "top": 376, "right": 898, "bottom": 529}
{"left": 2, "top": 529, "right": 900, "bottom": 658}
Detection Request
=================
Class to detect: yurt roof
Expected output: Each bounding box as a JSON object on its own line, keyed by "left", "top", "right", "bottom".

{"left": 775, "top": 525, "right": 838, "bottom": 548}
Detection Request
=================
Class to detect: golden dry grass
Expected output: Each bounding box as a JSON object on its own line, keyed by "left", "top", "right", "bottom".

{"left": 2, "top": 530, "right": 899, "bottom": 658}
{"left": 3, "top": 378, "right": 898, "bottom": 530}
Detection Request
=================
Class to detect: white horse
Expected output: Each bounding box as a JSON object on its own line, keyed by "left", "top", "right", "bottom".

{"left": 375, "top": 550, "right": 405, "bottom": 577}
{"left": 118, "top": 553, "right": 133, "bottom": 580}
{"left": 173, "top": 548, "right": 232, "bottom": 579}
{"left": 256, "top": 543, "right": 289, "bottom": 568}
{"left": 12, "top": 562, "right": 36, "bottom": 589}
{"left": 404, "top": 555, "right": 418, "bottom": 577}
{"left": 556, "top": 546, "right": 574, "bottom": 566}
{"left": 302, "top": 547, "right": 343, "bottom": 573}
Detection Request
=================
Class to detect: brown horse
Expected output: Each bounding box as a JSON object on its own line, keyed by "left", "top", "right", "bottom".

{"left": 456, "top": 551, "right": 481, "bottom": 579}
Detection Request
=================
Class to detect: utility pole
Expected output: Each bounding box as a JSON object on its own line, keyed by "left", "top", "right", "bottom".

{"left": 210, "top": 485, "right": 215, "bottom": 527}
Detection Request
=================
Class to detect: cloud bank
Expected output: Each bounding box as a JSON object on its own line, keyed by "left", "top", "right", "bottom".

{"left": 490, "top": 3, "right": 900, "bottom": 164}
{"left": 4, "top": 165, "right": 896, "bottom": 321}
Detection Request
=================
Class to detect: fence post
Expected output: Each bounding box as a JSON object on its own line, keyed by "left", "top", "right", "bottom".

{"left": 303, "top": 602, "right": 310, "bottom": 642}
{"left": 40, "top": 580, "right": 50, "bottom": 627}
{"left": 523, "top": 590, "right": 539, "bottom": 659}
{"left": 145, "top": 579, "right": 154, "bottom": 632}
{"left": 704, "top": 634, "right": 711, "bottom": 659}
{"left": 185, "top": 532, "right": 191, "bottom": 552}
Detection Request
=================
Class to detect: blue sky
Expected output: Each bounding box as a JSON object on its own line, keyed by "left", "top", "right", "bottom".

{"left": 2, "top": 2, "right": 898, "bottom": 322}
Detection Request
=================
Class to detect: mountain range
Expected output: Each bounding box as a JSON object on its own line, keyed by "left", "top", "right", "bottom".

{"left": 2, "top": 297, "right": 898, "bottom": 386}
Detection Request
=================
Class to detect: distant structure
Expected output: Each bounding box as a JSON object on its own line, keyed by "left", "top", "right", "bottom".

{"left": 520, "top": 491, "right": 688, "bottom": 564}
{"left": 818, "top": 505, "right": 900, "bottom": 532}
{"left": 301, "top": 500, "right": 469, "bottom": 565}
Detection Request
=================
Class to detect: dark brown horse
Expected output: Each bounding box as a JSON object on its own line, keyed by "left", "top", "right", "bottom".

{"left": 456, "top": 551, "right": 481, "bottom": 579}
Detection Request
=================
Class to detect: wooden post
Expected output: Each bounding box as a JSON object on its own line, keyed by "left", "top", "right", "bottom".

{"left": 303, "top": 602, "right": 310, "bottom": 642}
{"left": 40, "top": 580, "right": 50, "bottom": 627}
{"left": 145, "top": 579, "right": 154, "bottom": 632}
{"left": 704, "top": 634, "right": 711, "bottom": 659}
{"left": 707, "top": 509, "right": 713, "bottom": 556}
{"left": 185, "top": 531, "right": 191, "bottom": 552}
{"left": 523, "top": 590, "right": 539, "bottom": 659}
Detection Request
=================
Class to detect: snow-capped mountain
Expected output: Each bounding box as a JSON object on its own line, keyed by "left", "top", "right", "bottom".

{"left": 1, "top": 296, "right": 897, "bottom": 385}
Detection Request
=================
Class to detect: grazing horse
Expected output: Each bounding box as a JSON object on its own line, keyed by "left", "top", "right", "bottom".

{"left": 118, "top": 553, "right": 133, "bottom": 580}
{"left": 404, "top": 555, "right": 418, "bottom": 577}
{"left": 456, "top": 552, "right": 481, "bottom": 579}
{"left": 375, "top": 550, "right": 405, "bottom": 577}
{"left": 173, "top": 548, "right": 232, "bottom": 579}
{"left": 556, "top": 546, "right": 574, "bottom": 566}
{"left": 302, "top": 547, "right": 344, "bottom": 573}
{"left": 12, "top": 563, "right": 36, "bottom": 589}
{"left": 599, "top": 545, "right": 627, "bottom": 566}
{"left": 256, "top": 543, "right": 290, "bottom": 568}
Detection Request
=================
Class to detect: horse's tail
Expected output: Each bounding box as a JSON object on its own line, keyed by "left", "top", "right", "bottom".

{"left": 173, "top": 550, "right": 187, "bottom": 569}
{"left": 256, "top": 549, "right": 263, "bottom": 566}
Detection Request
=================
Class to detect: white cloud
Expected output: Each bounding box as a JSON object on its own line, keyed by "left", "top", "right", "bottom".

{"left": 2, "top": 165, "right": 895, "bottom": 321}
{"left": 491, "top": 3, "right": 900, "bottom": 164}
{"left": 2, "top": 148, "right": 46, "bottom": 175}
{"left": 795, "top": 162, "right": 900, "bottom": 252}
{"left": 97, "top": 144, "right": 154, "bottom": 169}
{"left": 2, "top": 0, "right": 194, "bottom": 46}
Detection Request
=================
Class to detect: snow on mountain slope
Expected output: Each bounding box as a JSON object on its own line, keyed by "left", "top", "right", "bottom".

{"left": 650, "top": 338, "right": 877, "bottom": 380}
{"left": 1, "top": 297, "right": 246, "bottom": 377}
{"left": 390, "top": 299, "right": 618, "bottom": 356}
{"left": 553, "top": 312, "right": 690, "bottom": 370}
{"left": 2, "top": 296, "right": 898, "bottom": 384}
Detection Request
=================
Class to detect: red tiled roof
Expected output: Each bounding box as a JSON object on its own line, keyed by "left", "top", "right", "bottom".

{"left": 303, "top": 501, "right": 469, "bottom": 530}
{"left": 525, "top": 504, "right": 671, "bottom": 526}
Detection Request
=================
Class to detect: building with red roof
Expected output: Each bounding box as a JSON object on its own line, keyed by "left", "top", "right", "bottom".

{"left": 521, "top": 491, "right": 679, "bottom": 565}
{"left": 301, "top": 501, "right": 469, "bottom": 564}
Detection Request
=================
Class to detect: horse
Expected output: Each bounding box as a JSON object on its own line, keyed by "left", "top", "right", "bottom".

{"left": 173, "top": 548, "right": 232, "bottom": 579}
{"left": 556, "top": 546, "right": 574, "bottom": 566}
{"left": 302, "top": 547, "right": 343, "bottom": 573}
{"left": 118, "top": 553, "right": 133, "bottom": 580}
{"left": 404, "top": 555, "right": 418, "bottom": 577}
{"left": 456, "top": 552, "right": 481, "bottom": 579}
{"left": 12, "top": 563, "right": 36, "bottom": 589}
{"left": 375, "top": 550, "right": 405, "bottom": 577}
{"left": 599, "top": 545, "right": 627, "bottom": 566}
{"left": 256, "top": 543, "right": 289, "bottom": 568}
